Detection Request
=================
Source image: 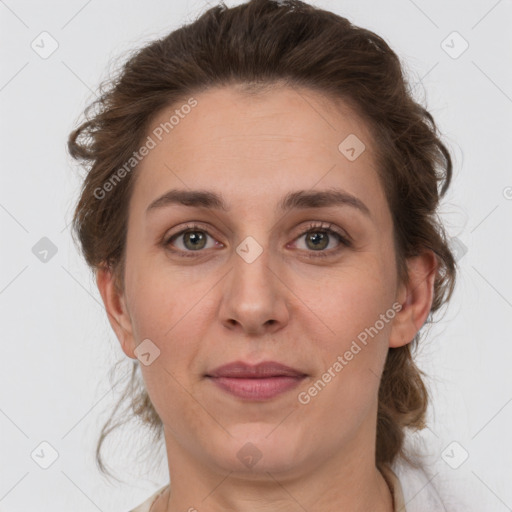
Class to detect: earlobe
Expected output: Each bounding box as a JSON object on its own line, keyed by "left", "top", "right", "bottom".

{"left": 95, "top": 265, "right": 136, "bottom": 359}
{"left": 389, "top": 250, "right": 438, "bottom": 349}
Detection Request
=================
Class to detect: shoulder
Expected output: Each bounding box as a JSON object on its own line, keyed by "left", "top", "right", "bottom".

{"left": 128, "top": 485, "right": 168, "bottom": 512}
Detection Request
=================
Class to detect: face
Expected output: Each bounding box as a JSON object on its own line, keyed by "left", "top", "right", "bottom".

{"left": 100, "top": 84, "right": 427, "bottom": 479}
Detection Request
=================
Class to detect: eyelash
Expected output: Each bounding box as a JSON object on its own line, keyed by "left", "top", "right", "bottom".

{"left": 163, "top": 222, "right": 352, "bottom": 259}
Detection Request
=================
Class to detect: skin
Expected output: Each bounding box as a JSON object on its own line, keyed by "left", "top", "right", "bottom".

{"left": 97, "top": 84, "right": 436, "bottom": 512}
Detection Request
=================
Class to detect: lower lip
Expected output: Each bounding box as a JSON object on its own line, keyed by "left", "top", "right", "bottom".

{"left": 207, "top": 376, "right": 306, "bottom": 400}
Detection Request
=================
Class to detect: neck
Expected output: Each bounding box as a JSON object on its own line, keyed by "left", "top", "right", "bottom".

{"left": 153, "top": 429, "right": 394, "bottom": 512}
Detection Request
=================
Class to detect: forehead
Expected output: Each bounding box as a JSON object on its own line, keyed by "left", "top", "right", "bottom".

{"left": 130, "top": 85, "right": 386, "bottom": 218}
{"left": 148, "top": 85, "right": 374, "bottom": 157}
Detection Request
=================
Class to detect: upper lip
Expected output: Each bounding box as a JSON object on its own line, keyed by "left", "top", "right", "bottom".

{"left": 206, "top": 361, "right": 307, "bottom": 378}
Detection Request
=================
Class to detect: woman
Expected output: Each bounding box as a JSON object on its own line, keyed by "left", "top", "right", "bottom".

{"left": 68, "top": 0, "right": 457, "bottom": 510}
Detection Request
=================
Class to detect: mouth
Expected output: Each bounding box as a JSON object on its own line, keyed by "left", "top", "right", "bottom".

{"left": 205, "top": 361, "right": 308, "bottom": 401}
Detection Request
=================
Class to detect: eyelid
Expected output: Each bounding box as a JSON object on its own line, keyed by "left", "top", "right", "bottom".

{"left": 164, "top": 222, "right": 221, "bottom": 255}
{"left": 295, "top": 221, "right": 351, "bottom": 245}
{"left": 289, "top": 221, "right": 352, "bottom": 257}
{"left": 163, "top": 221, "right": 351, "bottom": 256}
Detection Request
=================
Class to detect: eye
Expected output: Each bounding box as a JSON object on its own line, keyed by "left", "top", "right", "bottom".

{"left": 291, "top": 222, "right": 351, "bottom": 257}
{"left": 163, "top": 221, "right": 351, "bottom": 258}
{"left": 164, "top": 223, "right": 222, "bottom": 255}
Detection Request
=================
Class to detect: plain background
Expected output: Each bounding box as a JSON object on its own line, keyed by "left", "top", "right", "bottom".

{"left": 1, "top": 0, "right": 511, "bottom": 510}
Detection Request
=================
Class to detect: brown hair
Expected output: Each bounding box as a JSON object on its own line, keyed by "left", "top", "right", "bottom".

{"left": 68, "top": 0, "right": 457, "bottom": 480}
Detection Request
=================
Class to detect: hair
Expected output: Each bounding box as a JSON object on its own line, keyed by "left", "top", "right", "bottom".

{"left": 68, "top": 0, "right": 457, "bottom": 481}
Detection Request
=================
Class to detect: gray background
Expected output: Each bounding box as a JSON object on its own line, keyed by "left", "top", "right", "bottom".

{"left": 1, "top": 0, "right": 511, "bottom": 510}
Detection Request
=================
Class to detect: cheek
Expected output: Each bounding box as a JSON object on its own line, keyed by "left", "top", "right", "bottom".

{"left": 297, "top": 266, "right": 395, "bottom": 424}
{"left": 125, "top": 263, "right": 211, "bottom": 384}
{"left": 125, "top": 259, "right": 203, "bottom": 341}
{"left": 312, "top": 259, "right": 395, "bottom": 342}
{"left": 128, "top": 269, "right": 208, "bottom": 430}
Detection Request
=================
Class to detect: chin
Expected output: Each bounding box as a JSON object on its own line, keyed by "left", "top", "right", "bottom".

{"left": 209, "top": 424, "right": 309, "bottom": 476}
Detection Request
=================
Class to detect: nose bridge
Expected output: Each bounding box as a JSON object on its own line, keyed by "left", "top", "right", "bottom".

{"left": 219, "top": 231, "right": 289, "bottom": 334}
{"left": 231, "top": 234, "right": 275, "bottom": 301}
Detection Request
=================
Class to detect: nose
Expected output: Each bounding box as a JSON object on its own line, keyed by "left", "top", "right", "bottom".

{"left": 218, "top": 244, "right": 290, "bottom": 336}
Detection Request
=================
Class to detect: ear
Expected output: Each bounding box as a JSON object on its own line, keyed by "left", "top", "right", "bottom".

{"left": 95, "top": 265, "right": 136, "bottom": 359}
{"left": 389, "top": 249, "right": 438, "bottom": 348}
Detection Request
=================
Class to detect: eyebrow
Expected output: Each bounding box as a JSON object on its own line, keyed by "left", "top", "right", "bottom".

{"left": 146, "top": 188, "right": 371, "bottom": 218}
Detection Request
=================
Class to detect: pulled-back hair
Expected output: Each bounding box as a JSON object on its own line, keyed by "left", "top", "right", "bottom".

{"left": 68, "top": 0, "right": 457, "bottom": 480}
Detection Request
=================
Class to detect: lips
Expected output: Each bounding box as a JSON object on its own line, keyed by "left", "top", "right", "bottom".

{"left": 206, "top": 361, "right": 307, "bottom": 379}
{"left": 205, "top": 361, "right": 307, "bottom": 400}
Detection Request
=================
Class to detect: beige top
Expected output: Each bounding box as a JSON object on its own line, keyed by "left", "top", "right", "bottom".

{"left": 129, "top": 465, "right": 406, "bottom": 512}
